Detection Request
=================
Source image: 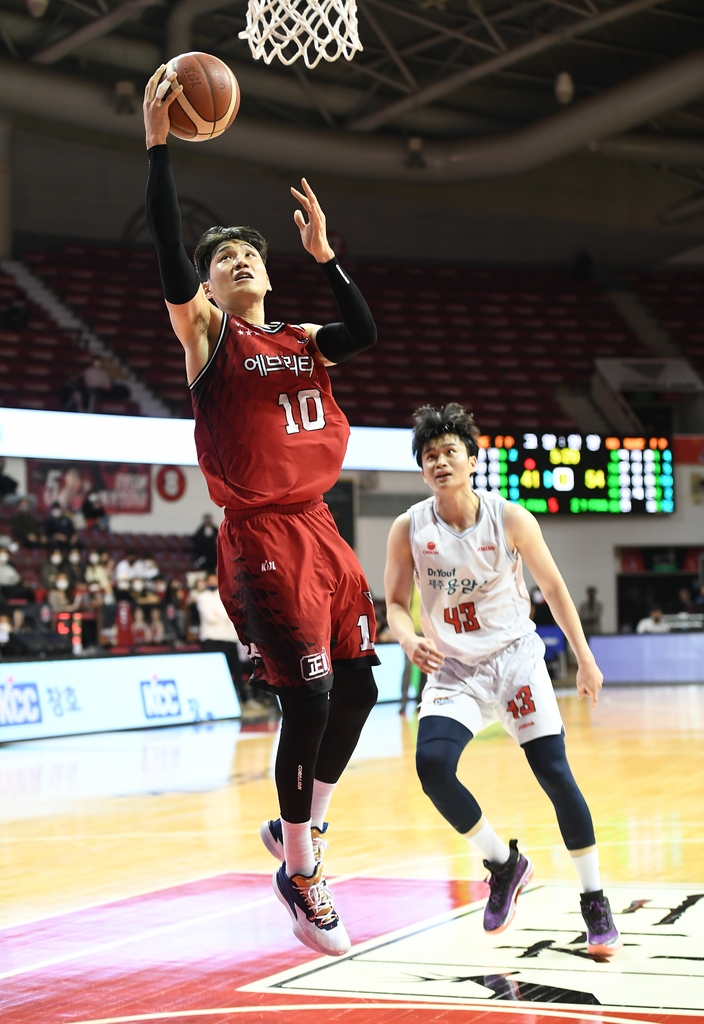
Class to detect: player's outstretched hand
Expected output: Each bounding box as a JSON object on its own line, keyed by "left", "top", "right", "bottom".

{"left": 576, "top": 657, "right": 603, "bottom": 708}
{"left": 291, "top": 179, "right": 335, "bottom": 264}
{"left": 404, "top": 635, "right": 445, "bottom": 675}
{"left": 144, "top": 65, "right": 183, "bottom": 149}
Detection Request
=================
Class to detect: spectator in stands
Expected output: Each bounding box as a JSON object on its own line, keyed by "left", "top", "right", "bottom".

{"left": 82, "top": 490, "right": 108, "bottom": 531}
{"left": 164, "top": 578, "right": 188, "bottom": 639}
{"left": 115, "top": 550, "right": 139, "bottom": 582}
{"left": 0, "top": 612, "right": 13, "bottom": 657}
{"left": 149, "top": 606, "right": 165, "bottom": 644}
{"left": 636, "top": 607, "right": 670, "bottom": 634}
{"left": 578, "top": 586, "right": 603, "bottom": 638}
{"left": 131, "top": 606, "right": 151, "bottom": 645}
{"left": 83, "top": 358, "right": 113, "bottom": 412}
{"left": 85, "top": 550, "right": 114, "bottom": 602}
{"left": 41, "top": 548, "right": 73, "bottom": 590}
{"left": 136, "top": 553, "right": 160, "bottom": 582}
{"left": 4, "top": 296, "right": 28, "bottom": 330}
{"left": 0, "top": 459, "right": 18, "bottom": 504}
{"left": 44, "top": 502, "right": 76, "bottom": 548}
{"left": 152, "top": 577, "right": 169, "bottom": 603}
{"left": 678, "top": 587, "right": 696, "bottom": 614}
{"left": 12, "top": 497, "right": 42, "bottom": 547}
{"left": 194, "top": 572, "right": 265, "bottom": 715}
{"left": 129, "top": 578, "right": 152, "bottom": 607}
{"left": 695, "top": 584, "right": 704, "bottom": 610}
{"left": 67, "top": 546, "right": 85, "bottom": 582}
{"left": 47, "top": 572, "right": 74, "bottom": 613}
{"left": 0, "top": 547, "right": 22, "bottom": 598}
{"left": 60, "top": 374, "right": 87, "bottom": 413}
{"left": 192, "top": 514, "right": 218, "bottom": 572}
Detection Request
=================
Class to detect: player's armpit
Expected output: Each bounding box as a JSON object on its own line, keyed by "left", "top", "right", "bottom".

{"left": 165, "top": 299, "right": 223, "bottom": 383}
{"left": 300, "top": 323, "right": 334, "bottom": 366}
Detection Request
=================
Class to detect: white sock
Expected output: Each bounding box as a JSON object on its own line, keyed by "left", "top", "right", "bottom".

{"left": 281, "top": 818, "right": 315, "bottom": 878}
{"left": 465, "top": 820, "right": 511, "bottom": 866}
{"left": 571, "top": 848, "right": 601, "bottom": 893}
{"left": 310, "top": 780, "right": 336, "bottom": 830}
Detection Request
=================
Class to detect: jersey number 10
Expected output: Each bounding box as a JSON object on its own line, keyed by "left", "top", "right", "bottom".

{"left": 278, "top": 389, "right": 326, "bottom": 434}
{"left": 443, "top": 602, "right": 480, "bottom": 634}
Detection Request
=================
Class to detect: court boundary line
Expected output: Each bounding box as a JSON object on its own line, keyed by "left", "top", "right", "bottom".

{"left": 65, "top": 1004, "right": 704, "bottom": 1024}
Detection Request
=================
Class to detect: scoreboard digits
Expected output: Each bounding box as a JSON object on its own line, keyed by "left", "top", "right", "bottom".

{"left": 473, "top": 433, "right": 673, "bottom": 515}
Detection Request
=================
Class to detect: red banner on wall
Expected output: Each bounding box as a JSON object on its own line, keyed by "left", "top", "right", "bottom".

{"left": 27, "top": 460, "right": 152, "bottom": 515}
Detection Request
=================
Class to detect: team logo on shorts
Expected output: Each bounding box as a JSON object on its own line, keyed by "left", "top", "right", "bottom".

{"left": 300, "top": 648, "right": 330, "bottom": 681}
{"left": 433, "top": 696, "right": 454, "bottom": 706}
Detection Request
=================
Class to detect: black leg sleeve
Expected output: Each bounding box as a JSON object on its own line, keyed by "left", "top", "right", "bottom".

{"left": 276, "top": 689, "right": 330, "bottom": 823}
{"left": 522, "top": 733, "right": 596, "bottom": 850}
{"left": 415, "top": 716, "right": 482, "bottom": 834}
{"left": 145, "top": 145, "right": 201, "bottom": 305}
{"left": 314, "top": 666, "right": 378, "bottom": 784}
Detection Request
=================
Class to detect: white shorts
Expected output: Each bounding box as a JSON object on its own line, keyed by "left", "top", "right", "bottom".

{"left": 417, "top": 632, "right": 563, "bottom": 746}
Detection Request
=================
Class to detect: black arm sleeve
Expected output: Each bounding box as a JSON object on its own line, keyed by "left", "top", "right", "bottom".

{"left": 145, "top": 145, "right": 200, "bottom": 305}
{"left": 314, "top": 257, "right": 377, "bottom": 364}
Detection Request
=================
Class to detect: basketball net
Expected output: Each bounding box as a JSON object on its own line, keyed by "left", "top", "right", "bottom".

{"left": 239, "top": 0, "right": 363, "bottom": 69}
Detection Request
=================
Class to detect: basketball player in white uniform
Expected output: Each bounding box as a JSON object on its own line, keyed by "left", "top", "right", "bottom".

{"left": 385, "top": 403, "right": 621, "bottom": 956}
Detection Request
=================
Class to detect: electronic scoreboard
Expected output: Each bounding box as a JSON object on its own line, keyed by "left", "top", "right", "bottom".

{"left": 473, "top": 433, "right": 673, "bottom": 515}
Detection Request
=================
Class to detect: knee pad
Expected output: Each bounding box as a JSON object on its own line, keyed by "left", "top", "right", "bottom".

{"left": 522, "top": 732, "right": 573, "bottom": 796}
{"left": 416, "top": 716, "right": 472, "bottom": 794}
{"left": 415, "top": 739, "right": 461, "bottom": 794}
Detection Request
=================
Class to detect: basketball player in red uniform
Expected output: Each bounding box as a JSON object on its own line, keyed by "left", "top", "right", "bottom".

{"left": 144, "top": 67, "right": 379, "bottom": 956}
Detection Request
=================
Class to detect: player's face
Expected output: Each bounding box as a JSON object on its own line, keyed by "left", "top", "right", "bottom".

{"left": 204, "top": 240, "right": 271, "bottom": 310}
{"left": 421, "top": 434, "right": 477, "bottom": 493}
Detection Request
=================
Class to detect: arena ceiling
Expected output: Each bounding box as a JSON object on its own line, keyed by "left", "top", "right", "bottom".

{"left": 0, "top": 0, "right": 703, "bottom": 185}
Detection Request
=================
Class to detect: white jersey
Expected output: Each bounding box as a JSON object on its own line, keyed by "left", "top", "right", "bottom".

{"left": 408, "top": 491, "right": 535, "bottom": 666}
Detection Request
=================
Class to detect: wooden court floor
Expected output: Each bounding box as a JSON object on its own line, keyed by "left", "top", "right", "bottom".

{"left": 1, "top": 684, "right": 703, "bottom": 1023}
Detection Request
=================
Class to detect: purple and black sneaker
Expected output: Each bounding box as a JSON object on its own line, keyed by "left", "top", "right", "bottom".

{"left": 482, "top": 838, "right": 534, "bottom": 933}
{"left": 580, "top": 890, "right": 622, "bottom": 955}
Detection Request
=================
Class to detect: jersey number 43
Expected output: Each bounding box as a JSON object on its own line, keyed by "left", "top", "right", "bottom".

{"left": 443, "top": 602, "right": 480, "bottom": 634}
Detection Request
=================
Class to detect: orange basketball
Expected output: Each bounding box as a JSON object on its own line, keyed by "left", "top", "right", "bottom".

{"left": 161, "top": 52, "right": 240, "bottom": 143}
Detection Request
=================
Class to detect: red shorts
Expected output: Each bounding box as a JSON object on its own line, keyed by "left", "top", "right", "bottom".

{"left": 218, "top": 498, "right": 379, "bottom": 693}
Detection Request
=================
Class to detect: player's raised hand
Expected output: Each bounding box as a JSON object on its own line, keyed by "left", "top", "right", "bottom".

{"left": 291, "top": 179, "right": 335, "bottom": 264}
{"left": 143, "top": 65, "right": 183, "bottom": 149}
{"left": 576, "top": 658, "right": 603, "bottom": 708}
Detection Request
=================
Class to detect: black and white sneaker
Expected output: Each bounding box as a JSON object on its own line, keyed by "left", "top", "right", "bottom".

{"left": 273, "top": 861, "right": 350, "bottom": 956}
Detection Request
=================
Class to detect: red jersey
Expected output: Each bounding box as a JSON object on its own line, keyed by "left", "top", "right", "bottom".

{"left": 190, "top": 313, "right": 350, "bottom": 510}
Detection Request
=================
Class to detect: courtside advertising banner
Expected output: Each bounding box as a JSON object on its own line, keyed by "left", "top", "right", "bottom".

{"left": 0, "top": 652, "right": 240, "bottom": 742}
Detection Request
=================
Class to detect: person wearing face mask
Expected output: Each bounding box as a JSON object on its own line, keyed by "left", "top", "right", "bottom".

{"left": 41, "top": 548, "right": 74, "bottom": 591}
{"left": 47, "top": 572, "right": 74, "bottom": 612}
{"left": 192, "top": 514, "right": 218, "bottom": 573}
{"left": 85, "top": 550, "right": 113, "bottom": 600}
{"left": 44, "top": 502, "right": 76, "bottom": 548}
{"left": 129, "top": 578, "right": 151, "bottom": 607}
{"left": 67, "top": 547, "right": 85, "bottom": 583}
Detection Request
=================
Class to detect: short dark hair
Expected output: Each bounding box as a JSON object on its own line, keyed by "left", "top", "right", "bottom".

{"left": 193, "top": 226, "right": 269, "bottom": 283}
{"left": 411, "top": 402, "right": 480, "bottom": 467}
